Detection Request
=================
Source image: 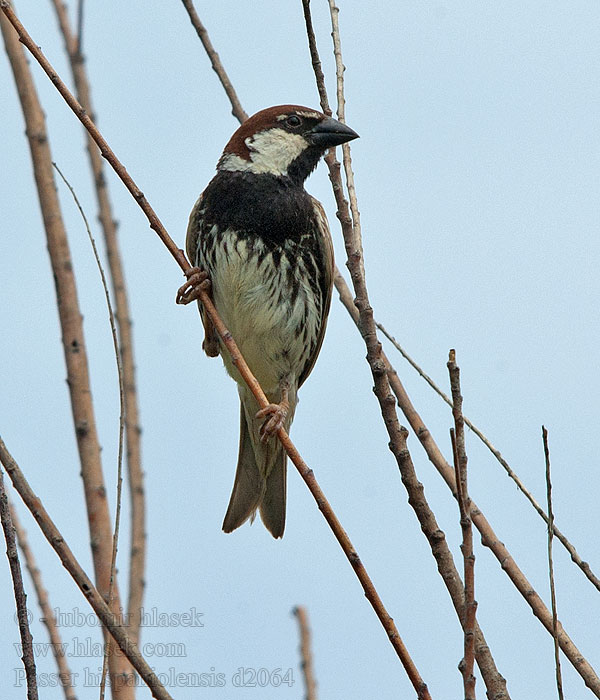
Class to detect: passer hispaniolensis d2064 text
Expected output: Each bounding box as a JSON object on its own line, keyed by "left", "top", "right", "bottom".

{"left": 177, "top": 105, "right": 359, "bottom": 537}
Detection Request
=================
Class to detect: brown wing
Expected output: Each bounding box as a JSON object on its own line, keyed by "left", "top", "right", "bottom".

{"left": 185, "top": 191, "right": 220, "bottom": 356}
{"left": 298, "top": 196, "right": 335, "bottom": 388}
{"left": 185, "top": 191, "right": 204, "bottom": 266}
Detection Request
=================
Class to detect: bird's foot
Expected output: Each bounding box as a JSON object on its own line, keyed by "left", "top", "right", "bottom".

{"left": 176, "top": 267, "right": 211, "bottom": 305}
{"left": 256, "top": 400, "right": 289, "bottom": 442}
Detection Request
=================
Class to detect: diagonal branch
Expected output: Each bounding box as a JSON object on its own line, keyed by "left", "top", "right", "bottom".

{"left": 333, "top": 273, "right": 508, "bottom": 700}
{"left": 0, "top": 4, "right": 431, "bottom": 695}
{"left": 180, "top": 0, "right": 248, "bottom": 123}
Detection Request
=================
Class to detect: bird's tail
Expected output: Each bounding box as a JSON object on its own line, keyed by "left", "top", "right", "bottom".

{"left": 222, "top": 389, "right": 294, "bottom": 538}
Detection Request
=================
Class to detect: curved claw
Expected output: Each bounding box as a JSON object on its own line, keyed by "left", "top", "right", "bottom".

{"left": 256, "top": 402, "right": 289, "bottom": 443}
{"left": 176, "top": 267, "right": 211, "bottom": 305}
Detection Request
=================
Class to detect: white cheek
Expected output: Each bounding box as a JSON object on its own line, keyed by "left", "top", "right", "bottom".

{"left": 219, "top": 129, "right": 307, "bottom": 176}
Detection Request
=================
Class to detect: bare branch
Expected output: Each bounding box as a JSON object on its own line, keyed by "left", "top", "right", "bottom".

{"left": 0, "top": 438, "right": 174, "bottom": 700}
{"left": 0, "top": 470, "right": 38, "bottom": 700}
{"left": 50, "top": 0, "right": 147, "bottom": 646}
{"left": 293, "top": 606, "right": 318, "bottom": 700}
{"left": 542, "top": 427, "right": 564, "bottom": 700}
{"left": 448, "top": 351, "right": 477, "bottom": 700}
{"left": 179, "top": 0, "right": 248, "bottom": 123}
{"left": 10, "top": 502, "right": 78, "bottom": 700}
{"left": 301, "top": 0, "right": 331, "bottom": 115}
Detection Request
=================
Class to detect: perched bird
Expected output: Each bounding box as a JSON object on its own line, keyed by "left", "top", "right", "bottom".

{"left": 177, "top": 105, "right": 359, "bottom": 538}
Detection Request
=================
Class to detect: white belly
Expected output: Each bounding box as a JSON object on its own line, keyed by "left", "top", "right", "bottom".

{"left": 206, "top": 232, "right": 320, "bottom": 395}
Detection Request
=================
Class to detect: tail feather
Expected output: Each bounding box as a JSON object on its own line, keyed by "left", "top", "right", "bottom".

{"left": 222, "top": 391, "right": 294, "bottom": 538}
{"left": 259, "top": 445, "right": 287, "bottom": 538}
{"left": 222, "top": 404, "right": 263, "bottom": 533}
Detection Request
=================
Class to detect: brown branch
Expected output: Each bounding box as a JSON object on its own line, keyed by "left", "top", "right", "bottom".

{"left": 52, "top": 162, "right": 126, "bottom": 700}
{"left": 302, "top": 0, "right": 330, "bottom": 115}
{"left": 0, "top": 469, "right": 39, "bottom": 700}
{"left": 377, "top": 321, "right": 600, "bottom": 593}
{"left": 334, "top": 273, "right": 508, "bottom": 700}
{"left": 1, "top": 5, "right": 431, "bottom": 694}
{"left": 10, "top": 502, "right": 78, "bottom": 700}
{"left": 448, "top": 351, "right": 477, "bottom": 700}
{"left": 293, "top": 606, "right": 318, "bottom": 700}
{"left": 0, "top": 5, "right": 134, "bottom": 695}
{"left": 50, "top": 0, "right": 147, "bottom": 647}
{"left": 0, "top": 438, "right": 174, "bottom": 700}
{"left": 542, "top": 427, "right": 564, "bottom": 700}
{"left": 179, "top": 0, "right": 248, "bottom": 123}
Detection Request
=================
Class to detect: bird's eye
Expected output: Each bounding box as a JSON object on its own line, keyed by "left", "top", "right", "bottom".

{"left": 285, "top": 115, "right": 302, "bottom": 128}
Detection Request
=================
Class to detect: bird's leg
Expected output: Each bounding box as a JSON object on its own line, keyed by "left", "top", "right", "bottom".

{"left": 201, "top": 310, "right": 220, "bottom": 357}
{"left": 256, "top": 381, "right": 290, "bottom": 442}
{"left": 176, "top": 266, "right": 211, "bottom": 305}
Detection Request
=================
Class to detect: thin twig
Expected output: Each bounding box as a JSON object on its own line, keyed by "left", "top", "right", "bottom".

{"left": 10, "top": 502, "right": 78, "bottom": 700}
{"left": 0, "top": 6, "right": 134, "bottom": 694}
{"left": 0, "top": 470, "right": 38, "bottom": 700}
{"left": 53, "top": 163, "right": 126, "bottom": 700}
{"left": 543, "top": 427, "right": 564, "bottom": 700}
{"left": 1, "top": 5, "right": 430, "bottom": 692}
{"left": 377, "top": 321, "right": 600, "bottom": 593}
{"left": 301, "top": 0, "right": 330, "bottom": 115}
{"left": 293, "top": 606, "right": 318, "bottom": 700}
{"left": 0, "top": 438, "right": 174, "bottom": 700}
{"left": 50, "top": 0, "right": 147, "bottom": 647}
{"left": 448, "top": 351, "right": 476, "bottom": 700}
{"left": 179, "top": 0, "right": 248, "bottom": 123}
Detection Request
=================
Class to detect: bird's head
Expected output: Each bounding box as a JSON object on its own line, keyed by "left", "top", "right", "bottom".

{"left": 217, "top": 105, "right": 359, "bottom": 184}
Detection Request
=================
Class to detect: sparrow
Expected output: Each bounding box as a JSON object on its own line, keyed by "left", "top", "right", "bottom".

{"left": 177, "top": 105, "right": 359, "bottom": 538}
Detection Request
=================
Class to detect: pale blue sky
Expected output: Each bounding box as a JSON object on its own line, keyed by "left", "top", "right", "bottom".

{"left": 1, "top": 2, "right": 599, "bottom": 699}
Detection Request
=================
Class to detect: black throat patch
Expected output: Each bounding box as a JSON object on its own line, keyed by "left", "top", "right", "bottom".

{"left": 199, "top": 171, "right": 319, "bottom": 248}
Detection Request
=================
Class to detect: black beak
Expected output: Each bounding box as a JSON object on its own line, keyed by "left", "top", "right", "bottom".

{"left": 308, "top": 116, "right": 359, "bottom": 148}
